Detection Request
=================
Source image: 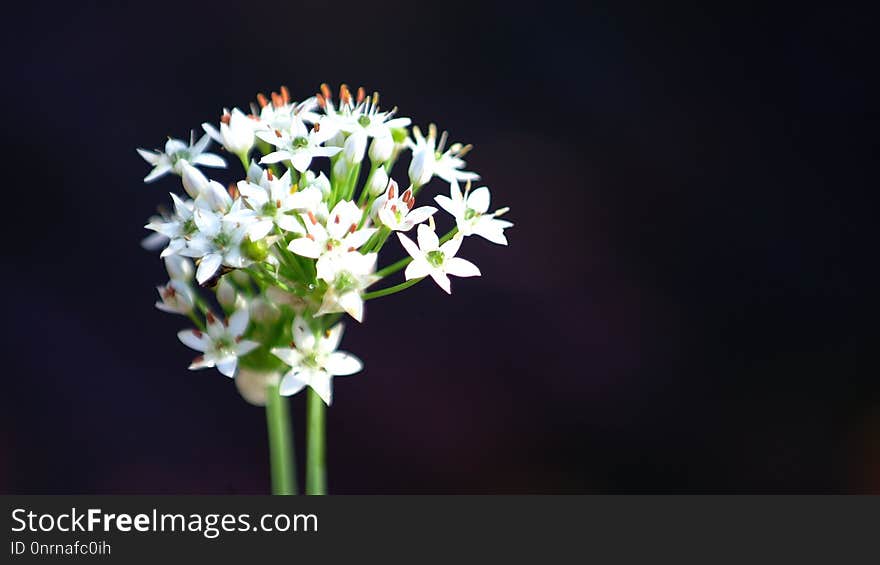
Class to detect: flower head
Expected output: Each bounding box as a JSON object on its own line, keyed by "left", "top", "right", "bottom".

{"left": 178, "top": 309, "right": 259, "bottom": 377}
{"left": 406, "top": 124, "right": 478, "bottom": 187}
{"left": 397, "top": 224, "right": 480, "bottom": 294}
{"left": 137, "top": 131, "right": 225, "bottom": 183}
{"left": 316, "top": 253, "right": 379, "bottom": 322}
{"left": 231, "top": 168, "right": 322, "bottom": 240}
{"left": 271, "top": 317, "right": 363, "bottom": 404}
{"left": 179, "top": 208, "right": 252, "bottom": 284}
{"left": 287, "top": 200, "right": 377, "bottom": 281}
{"left": 434, "top": 180, "right": 513, "bottom": 245}
{"left": 156, "top": 279, "right": 195, "bottom": 315}
{"left": 256, "top": 116, "right": 340, "bottom": 172}
{"left": 375, "top": 179, "right": 437, "bottom": 232}
{"left": 202, "top": 108, "right": 256, "bottom": 160}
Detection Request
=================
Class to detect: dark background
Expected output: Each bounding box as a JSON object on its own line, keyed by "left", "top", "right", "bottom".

{"left": 1, "top": 2, "right": 875, "bottom": 493}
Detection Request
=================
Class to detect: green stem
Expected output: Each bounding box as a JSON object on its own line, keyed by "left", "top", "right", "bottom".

{"left": 265, "top": 381, "right": 297, "bottom": 495}
{"left": 238, "top": 152, "right": 250, "bottom": 174}
{"left": 363, "top": 277, "right": 424, "bottom": 300}
{"left": 306, "top": 388, "right": 327, "bottom": 495}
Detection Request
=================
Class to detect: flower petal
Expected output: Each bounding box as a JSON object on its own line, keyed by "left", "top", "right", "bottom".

{"left": 271, "top": 347, "right": 304, "bottom": 368}
{"left": 466, "top": 186, "right": 491, "bottom": 214}
{"left": 178, "top": 329, "right": 211, "bottom": 352}
{"left": 416, "top": 223, "right": 440, "bottom": 251}
{"left": 279, "top": 370, "right": 308, "bottom": 397}
{"left": 196, "top": 253, "right": 223, "bottom": 284}
{"left": 430, "top": 271, "right": 452, "bottom": 294}
{"left": 325, "top": 351, "right": 363, "bottom": 376}
{"left": 404, "top": 258, "right": 432, "bottom": 280}
{"left": 445, "top": 257, "right": 481, "bottom": 278}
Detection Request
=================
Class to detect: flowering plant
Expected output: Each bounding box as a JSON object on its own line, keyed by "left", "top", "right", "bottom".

{"left": 139, "top": 84, "right": 513, "bottom": 494}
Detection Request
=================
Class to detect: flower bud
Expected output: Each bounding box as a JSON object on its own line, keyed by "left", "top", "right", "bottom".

{"left": 368, "top": 166, "right": 389, "bottom": 196}
{"left": 343, "top": 132, "right": 366, "bottom": 163}
{"left": 164, "top": 255, "right": 194, "bottom": 282}
{"left": 326, "top": 130, "right": 346, "bottom": 148}
{"left": 249, "top": 297, "right": 280, "bottom": 324}
{"left": 224, "top": 108, "right": 255, "bottom": 156}
{"left": 333, "top": 157, "right": 349, "bottom": 180}
{"left": 369, "top": 135, "right": 394, "bottom": 164}
{"left": 181, "top": 162, "right": 209, "bottom": 198}
{"left": 198, "top": 180, "right": 233, "bottom": 213}
{"left": 312, "top": 172, "right": 331, "bottom": 196}
{"left": 241, "top": 237, "right": 269, "bottom": 262}
{"left": 217, "top": 276, "right": 237, "bottom": 310}
{"left": 408, "top": 147, "right": 433, "bottom": 188}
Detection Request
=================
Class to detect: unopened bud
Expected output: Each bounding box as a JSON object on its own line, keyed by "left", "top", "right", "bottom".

{"left": 241, "top": 237, "right": 269, "bottom": 262}
{"left": 199, "top": 180, "right": 232, "bottom": 213}
{"left": 164, "top": 255, "right": 194, "bottom": 282}
{"left": 217, "top": 276, "right": 238, "bottom": 310}
{"left": 181, "top": 162, "right": 208, "bottom": 198}
{"left": 369, "top": 135, "right": 394, "bottom": 163}
{"left": 408, "top": 147, "right": 433, "bottom": 188}
{"left": 369, "top": 167, "right": 389, "bottom": 196}
{"left": 333, "top": 157, "right": 349, "bottom": 181}
{"left": 343, "top": 132, "right": 367, "bottom": 163}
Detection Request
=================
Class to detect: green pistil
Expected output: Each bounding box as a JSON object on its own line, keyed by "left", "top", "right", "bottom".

{"left": 214, "top": 232, "right": 232, "bottom": 249}
{"left": 182, "top": 218, "right": 198, "bottom": 236}
{"left": 261, "top": 201, "right": 278, "bottom": 216}
{"left": 303, "top": 352, "right": 320, "bottom": 369}
{"left": 357, "top": 115, "right": 371, "bottom": 127}
{"left": 426, "top": 250, "right": 445, "bottom": 268}
{"left": 464, "top": 208, "right": 479, "bottom": 220}
{"left": 334, "top": 272, "right": 357, "bottom": 293}
{"left": 292, "top": 136, "right": 309, "bottom": 149}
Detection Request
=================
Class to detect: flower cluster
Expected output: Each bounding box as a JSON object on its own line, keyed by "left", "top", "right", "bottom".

{"left": 140, "top": 84, "right": 512, "bottom": 405}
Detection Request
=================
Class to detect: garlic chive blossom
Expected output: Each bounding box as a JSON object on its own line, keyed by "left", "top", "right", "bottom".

{"left": 137, "top": 131, "right": 226, "bottom": 183}
{"left": 271, "top": 317, "right": 363, "bottom": 405}
{"left": 178, "top": 310, "right": 259, "bottom": 377}
{"left": 434, "top": 180, "right": 513, "bottom": 245}
{"left": 397, "top": 224, "right": 481, "bottom": 294}
{"left": 139, "top": 83, "right": 510, "bottom": 429}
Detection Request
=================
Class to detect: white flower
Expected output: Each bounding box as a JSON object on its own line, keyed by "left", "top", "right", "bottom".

{"left": 337, "top": 91, "right": 410, "bottom": 143}
{"left": 137, "top": 132, "right": 225, "bottom": 183}
{"left": 253, "top": 88, "right": 320, "bottom": 131}
{"left": 315, "top": 252, "right": 379, "bottom": 322}
{"left": 287, "top": 200, "right": 377, "bottom": 281}
{"left": 256, "top": 117, "right": 340, "bottom": 172}
{"left": 270, "top": 317, "right": 363, "bottom": 405}
{"left": 375, "top": 179, "right": 437, "bottom": 232}
{"left": 231, "top": 169, "right": 322, "bottom": 240}
{"left": 397, "top": 224, "right": 480, "bottom": 294}
{"left": 155, "top": 279, "right": 194, "bottom": 315}
{"left": 434, "top": 180, "right": 513, "bottom": 245}
{"left": 178, "top": 309, "right": 259, "bottom": 377}
{"left": 180, "top": 209, "right": 251, "bottom": 284}
{"left": 406, "top": 124, "right": 479, "bottom": 186}
{"left": 144, "top": 193, "right": 198, "bottom": 258}
{"left": 202, "top": 108, "right": 256, "bottom": 159}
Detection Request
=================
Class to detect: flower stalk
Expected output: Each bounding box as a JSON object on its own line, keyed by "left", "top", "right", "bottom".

{"left": 265, "top": 381, "right": 297, "bottom": 495}
{"left": 306, "top": 387, "right": 327, "bottom": 495}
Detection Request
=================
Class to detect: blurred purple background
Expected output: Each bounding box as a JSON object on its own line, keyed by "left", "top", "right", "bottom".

{"left": 1, "top": 2, "right": 876, "bottom": 493}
